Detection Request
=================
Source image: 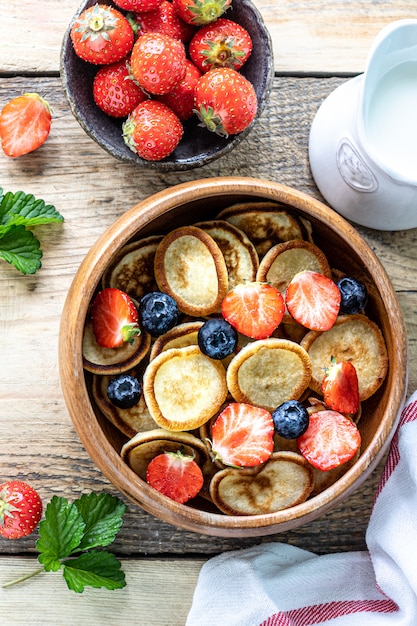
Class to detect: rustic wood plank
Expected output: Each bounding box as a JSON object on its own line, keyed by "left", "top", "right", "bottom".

{"left": 0, "top": 75, "right": 416, "bottom": 561}
{"left": 0, "top": 557, "right": 204, "bottom": 625}
{"left": 0, "top": 1, "right": 415, "bottom": 75}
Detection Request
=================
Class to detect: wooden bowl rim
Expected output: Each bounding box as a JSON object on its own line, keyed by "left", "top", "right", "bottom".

{"left": 59, "top": 176, "right": 408, "bottom": 536}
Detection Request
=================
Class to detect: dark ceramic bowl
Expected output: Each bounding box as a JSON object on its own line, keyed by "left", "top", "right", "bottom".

{"left": 60, "top": 0, "right": 274, "bottom": 171}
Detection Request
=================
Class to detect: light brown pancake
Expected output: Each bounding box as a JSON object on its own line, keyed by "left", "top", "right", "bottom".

{"left": 143, "top": 345, "right": 228, "bottom": 431}
{"left": 300, "top": 314, "right": 388, "bottom": 401}
{"left": 154, "top": 226, "right": 229, "bottom": 316}
{"left": 226, "top": 338, "right": 312, "bottom": 412}
{"left": 209, "top": 451, "right": 314, "bottom": 515}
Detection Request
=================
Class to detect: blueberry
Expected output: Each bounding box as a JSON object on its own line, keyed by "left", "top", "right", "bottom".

{"left": 272, "top": 400, "right": 309, "bottom": 439}
{"left": 138, "top": 291, "right": 179, "bottom": 336}
{"left": 107, "top": 374, "right": 142, "bottom": 409}
{"left": 198, "top": 318, "right": 238, "bottom": 360}
{"left": 337, "top": 277, "right": 368, "bottom": 314}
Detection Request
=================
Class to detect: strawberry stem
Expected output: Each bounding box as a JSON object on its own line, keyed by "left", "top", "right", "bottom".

{"left": 2, "top": 566, "right": 45, "bottom": 588}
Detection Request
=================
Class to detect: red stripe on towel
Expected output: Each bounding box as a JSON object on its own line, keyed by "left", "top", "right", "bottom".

{"left": 376, "top": 398, "right": 417, "bottom": 497}
{"left": 260, "top": 598, "right": 398, "bottom": 625}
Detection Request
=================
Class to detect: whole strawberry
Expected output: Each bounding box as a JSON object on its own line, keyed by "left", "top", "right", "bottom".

{"left": 93, "top": 58, "right": 147, "bottom": 118}
{"left": 0, "top": 93, "right": 52, "bottom": 157}
{"left": 114, "top": 0, "right": 163, "bottom": 10}
{"left": 0, "top": 481, "right": 42, "bottom": 539}
{"left": 130, "top": 32, "right": 187, "bottom": 95}
{"left": 172, "top": 0, "right": 232, "bottom": 26}
{"left": 157, "top": 59, "right": 202, "bottom": 120}
{"left": 123, "top": 100, "right": 183, "bottom": 160}
{"left": 133, "top": 0, "right": 196, "bottom": 42}
{"left": 194, "top": 67, "right": 258, "bottom": 136}
{"left": 189, "top": 18, "right": 252, "bottom": 72}
{"left": 70, "top": 3, "right": 134, "bottom": 65}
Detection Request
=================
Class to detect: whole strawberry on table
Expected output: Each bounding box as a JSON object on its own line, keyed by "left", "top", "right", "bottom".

{"left": 69, "top": 0, "right": 258, "bottom": 161}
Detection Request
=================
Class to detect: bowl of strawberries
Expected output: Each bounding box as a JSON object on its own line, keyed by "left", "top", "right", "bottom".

{"left": 59, "top": 176, "right": 407, "bottom": 536}
{"left": 60, "top": 0, "right": 274, "bottom": 169}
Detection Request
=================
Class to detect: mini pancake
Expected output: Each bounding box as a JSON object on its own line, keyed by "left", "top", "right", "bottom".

{"left": 150, "top": 320, "right": 204, "bottom": 360}
{"left": 300, "top": 313, "right": 388, "bottom": 401}
{"left": 209, "top": 451, "right": 314, "bottom": 515}
{"left": 216, "top": 202, "right": 305, "bottom": 257}
{"left": 226, "top": 338, "right": 312, "bottom": 412}
{"left": 92, "top": 372, "right": 156, "bottom": 438}
{"left": 153, "top": 226, "right": 228, "bottom": 316}
{"left": 82, "top": 320, "right": 151, "bottom": 375}
{"left": 143, "top": 345, "right": 228, "bottom": 431}
{"left": 101, "top": 235, "right": 162, "bottom": 300}
{"left": 194, "top": 219, "right": 259, "bottom": 289}
{"left": 121, "top": 428, "right": 209, "bottom": 480}
{"left": 256, "top": 239, "right": 332, "bottom": 297}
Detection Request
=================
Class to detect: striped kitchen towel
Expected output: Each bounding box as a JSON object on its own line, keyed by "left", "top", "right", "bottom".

{"left": 186, "top": 391, "right": 417, "bottom": 625}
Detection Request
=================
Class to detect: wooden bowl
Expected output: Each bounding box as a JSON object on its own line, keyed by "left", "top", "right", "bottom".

{"left": 59, "top": 177, "right": 407, "bottom": 537}
{"left": 60, "top": 0, "right": 274, "bottom": 171}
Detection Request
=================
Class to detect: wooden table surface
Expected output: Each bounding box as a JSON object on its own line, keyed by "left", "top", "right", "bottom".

{"left": 1, "top": 1, "right": 416, "bottom": 624}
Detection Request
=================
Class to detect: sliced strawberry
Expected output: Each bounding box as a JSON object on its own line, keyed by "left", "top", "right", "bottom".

{"left": 0, "top": 93, "right": 52, "bottom": 158}
{"left": 221, "top": 281, "right": 285, "bottom": 339}
{"left": 285, "top": 270, "right": 341, "bottom": 331}
{"left": 211, "top": 402, "right": 275, "bottom": 467}
{"left": 146, "top": 451, "right": 204, "bottom": 503}
{"left": 322, "top": 358, "right": 360, "bottom": 414}
{"left": 91, "top": 288, "right": 141, "bottom": 349}
{"left": 297, "top": 410, "right": 361, "bottom": 471}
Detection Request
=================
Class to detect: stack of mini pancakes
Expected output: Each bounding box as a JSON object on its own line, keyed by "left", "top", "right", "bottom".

{"left": 82, "top": 201, "right": 388, "bottom": 516}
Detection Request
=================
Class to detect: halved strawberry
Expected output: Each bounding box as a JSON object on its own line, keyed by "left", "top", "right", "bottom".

{"left": 91, "top": 287, "right": 141, "bottom": 348}
{"left": 221, "top": 281, "right": 285, "bottom": 339}
{"left": 285, "top": 270, "right": 341, "bottom": 331}
{"left": 322, "top": 357, "right": 360, "bottom": 414}
{"left": 297, "top": 410, "right": 361, "bottom": 471}
{"left": 0, "top": 93, "right": 52, "bottom": 158}
{"left": 211, "top": 402, "right": 275, "bottom": 467}
{"left": 146, "top": 451, "right": 204, "bottom": 503}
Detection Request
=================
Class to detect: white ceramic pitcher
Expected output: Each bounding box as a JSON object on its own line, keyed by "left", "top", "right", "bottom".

{"left": 309, "top": 20, "right": 417, "bottom": 230}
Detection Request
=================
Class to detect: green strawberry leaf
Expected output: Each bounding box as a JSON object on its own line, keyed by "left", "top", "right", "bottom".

{"left": 62, "top": 551, "right": 126, "bottom": 593}
{"left": 36, "top": 496, "right": 86, "bottom": 571}
{"left": 0, "top": 189, "right": 63, "bottom": 226}
{"left": 0, "top": 224, "right": 42, "bottom": 274}
{"left": 74, "top": 493, "right": 126, "bottom": 551}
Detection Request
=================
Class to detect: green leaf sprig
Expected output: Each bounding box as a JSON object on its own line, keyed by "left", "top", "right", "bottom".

{"left": 3, "top": 492, "right": 127, "bottom": 593}
{"left": 0, "top": 188, "right": 63, "bottom": 274}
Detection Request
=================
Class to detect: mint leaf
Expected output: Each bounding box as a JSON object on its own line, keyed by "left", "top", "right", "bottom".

{"left": 0, "top": 189, "right": 63, "bottom": 227}
{"left": 0, "top": 188, "right": 63, "bottom": 274}
{"left": 0, "top": 225, "right": 42, "bottom": 274}
{"left": 62, "top": 551, "right": 126, "bottom": 593}
{"left": 75, "top": 493, "right": 126, "bottom": 551}
{"left": 36, "top": 496, "right": 86, "bottom": 571}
